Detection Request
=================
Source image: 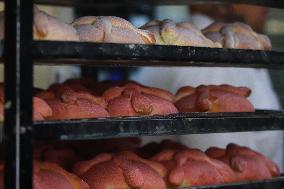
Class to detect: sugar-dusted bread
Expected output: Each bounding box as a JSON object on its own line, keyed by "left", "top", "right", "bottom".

{"left": 33, "top": 97, "right": 53, "bottom": 121}
{"left": 0, "top": 7, "right": 79, "bottom": 41}
{"left": 175, "top": 84, "right": 254, "bottom": 112}
{"left": 33, "top": 6, "right": 79, "bottom": 41}
{"left": 73, "top": 151, "right": 166, "bottom": 189}
{"left": 37, "top": 84, "right": 109, "bottom": 120}
{"left": 202, "top": 22, "right": 272, "bottom": 50}
{"left": 0, "top": 161, "right": 89, "bottom": 189}
{"left": 140, "top": 19, "right": 221, "bottom": 47}
{"left": 102, "top": 83, "right": 177, "bottom": 117}
{"left": 34, "top": 161, "right": 89, "bottom": 189}
{"left": 72, "top": 16, "right": 155, "bottom": 44}
{"left": 151, "top": 149, "right": 237, "bottom": 187}
{"left": 0, "top": 83, "right": 52, "bottom": 121}
{"left": 206, "top": 143, "right": 280, "bottom": 182}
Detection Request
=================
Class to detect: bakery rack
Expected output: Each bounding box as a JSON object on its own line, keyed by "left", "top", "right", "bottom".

{"left": 34, "top": 110, "right": 284, "bottom": 140}
{"left": 33, "top": 41, "right": 284, "bottom": 68}
{"left": 3, "top": 0, "right": 284, "bottom": 189}
{"left": 29, "top": 0, "right": 284, "bottom": 9}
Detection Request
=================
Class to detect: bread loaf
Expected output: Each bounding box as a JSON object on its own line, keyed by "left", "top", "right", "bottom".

{"left": 141, "top": 19, "right": 221, "bottom": 47}
{"left": 73, "top": 151, "right": 166, "bottom": 189}
{"left": 0, "top": 7, "right": 79, "bottom": 41}
{"left": 0, "top": 161, "right": 88, "bottom": 189}
{"left": 72, "top": 16, "right": 155, "bottom": 44}
{"left": 37, "top": 84, "right": 109, "bottom": 120}
{"left": 33, "top": 6, "right": 79, "bottom": 41}
{"left": 34, "top": 161, "right": 89, "bottom": 189}
{"left": 206, "top": 143, "right": 280, "bottom": 181}
{"left": 0, "top": 83, "right": 52, "bottom": 121}
{"left": 33, "top": 96, "right": 53, "bottom": 121}
{"left": 103, "top": 83, "right": 177, "bottom": 117}
{"left": 175, "top": 84, "right": 254, "bottom": 112}
{"left": 203, "top": 22, "right": 272, "bottom": 50}
{"left": 151, "top": 149, "right": 237, "bottom": 187}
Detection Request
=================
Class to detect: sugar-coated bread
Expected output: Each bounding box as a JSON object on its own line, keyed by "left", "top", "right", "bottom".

{"left": 0, "top": 7, "right": 79, "bottom": 41}
{"left": 141, "top": 19, "right": 221, "bottom": 47}
{"left": 33, "top": 97, "right": 53, "bottom": 121}
{"left": 175, "top": 84, "right": 254, "bottom": 112}
{"left": 0, "top": 161, "right": 89, "bottom": 189}
{"left": 103, "top": 83, "right": 177, "bottom": 117}
{"left": 34, "top": 161, "right": 89, "bottom": 189}
{"left": 202, "top": 22, "right": 272, "bottom": 50}
{"left": 0, "top": 141, "right": 281, "bottom": 189}
{"left": 151, "top": 149, "right": 237, "bottom": 187}
{"left": 206, "top": 143, "right": 280, "bottom": 182}
{"left": 121, "top": 83, "right": 174, "bottom": 102}
{"left": 37, "top": 84, "right": 109, "bottom": 120}
{"left": 33, "top": 6, "right": 79, "bottom": 41}
{"left": 73, "top": 151, "right": 166, "bottom": 189}
{"left": 0, "top": 83, "right": 52, "bottom": 121}
{"left": 72, "top": 16, "right": 155, "bottom": 44}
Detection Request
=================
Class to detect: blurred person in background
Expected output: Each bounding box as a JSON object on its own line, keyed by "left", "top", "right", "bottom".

{"left": 132, "top": 4, "right": 283, "bottom": 170}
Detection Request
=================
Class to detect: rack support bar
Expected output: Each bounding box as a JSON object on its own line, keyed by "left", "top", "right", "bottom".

{"left": 3, "top": 0, "right": 34, "bottom": 189}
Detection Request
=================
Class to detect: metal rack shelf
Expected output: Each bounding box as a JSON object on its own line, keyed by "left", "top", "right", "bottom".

{"left": 189, "top": 176, "right": 284, "bottom": 189}
{"left": 30, "top": 0, "right": 284, "bottom": 9}
{"left": 33, "top": 110, "right": 284, "bottom": 140}
{"left": 32, "top": 41, "right": 284, "bottom": 68}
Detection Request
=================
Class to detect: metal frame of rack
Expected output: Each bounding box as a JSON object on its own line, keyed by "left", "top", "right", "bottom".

{"left": 33, "top": 41, "right": 284, "bottom": 68}
{"left": 29, "top": 0, "right": 284, "bottom": 9}
{"left": 2, "top": 0, "right": 284, "bottom": 189}
{"left": 4, "top": 0, "right": 33, "bottom": 188}
{"left": 33, "top": 110, "right": 284, "bottom": 140}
